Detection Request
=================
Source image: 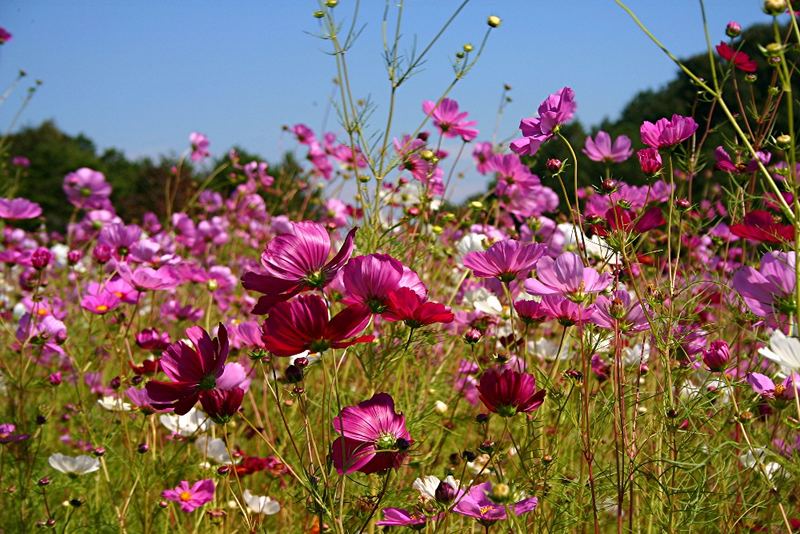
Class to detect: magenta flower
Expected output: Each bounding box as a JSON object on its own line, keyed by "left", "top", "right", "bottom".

{"left": 539, "top": 295, "right": 595, "bottom": 326}
{"left": 746, "top": 372, "right": 799, "bottom": 400}
{"left": 422, "top": 98, "right": 478, "bottom": 141}
{"left": 472, "top": 141, "right": 494, "bottom": 174}
{"left": 732, "top": 251, "right": 795, "bottom": 324}
{"left": 0, "top": 28, "right": 11, "bottom": 44}
{"left": 189, "top": 132, "right": 210, "bottom": 161}
{"left": 63, "top": 168, "right": 112, "bottom": 210}
{"left": 330, "top": 392, "right": 412, "bottom": 474}
{"left": 477, "top": 367, "right": 546, "bottom": 417}
{"left": 261, "top": 294, "right": 373, "bottom": 356}
{"left": 640, "top": 115, "right": 698, "bottom": 149}
{"left": 703, "top": 340, "right": 730, "bottom": 372}
{"left": 637, "top": 147, "right": 663, "bottom": 175}
{"left": 510, "top": 87, "right": 576, "bottom": 156}
{"left": 0, "top": 197, "right": 42, "bottom": 220}
{"left": 453, "top": 482, "right": 538, "bottom": 523}
{"left": 592, "top": 289, "right": 649, "bottom": 333}
{"left": 376, "top": 508, "right": 436, "bottom": 527}
{"left": 583, "top": 131, "right": 633, "bottom": 163}
{"left": 463, "top": 239, "right": 546, "bottom": 283}
{"left": 341, "top": 253, "right": 426, "bottom": 313}
{"left": 524, "top": 252, "right": 611, "bottom": 301}
{"left": 80, "top": 282, "right": 121, "bottom": 315}
{"left": 117, "top": 264, "right": 179, "bottom": 291}
{"left": 162, "top": 479, "right": 215, "bottom": 512}
{"left": 145, "top": 324, "right": 246, "bottom": 415}
{"left": 242, "top": 222, "right": 357, "bottom": 314}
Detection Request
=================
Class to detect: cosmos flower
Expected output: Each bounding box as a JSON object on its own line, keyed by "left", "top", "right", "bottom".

{"left": 592, "top": 289, "right": 649, "bottom": 333}
{"left": 189, "top": 132, "right": 210, "bottom": 162}
{"left": 583, "top": 131, "right": 633, "bottom": 163}
{"left": 330, "top": 393, "right": 411, "bottom": 474}
{"left": 758, "top": 329, "right": 800, "bottom": 375}
{"left": 48, "top": 453, "right": 100, "bottom": 475}
{"left": 452, "top": 481, "right": 538, "bottom": 523}
{"left": 732, "top": 251, "right": 795, "bottom": 324}
{"left": 63, "top": 168, "right": 112, "bottom": 210}
{"left": 640, "top": 115, "right": 698, "bottom": 149}
{"left": 477, "top": 367, "right": 546, "bottom": 417}
{"left": 510, "top": 87, "right": 576, "bottom": 156}
{"left": 162, "top": 479, "right": 215, "bottom": 512}
{"left": 463, "top": 239, "right": 546, "bottom": 283}
{"left": 243, "top": 490, "right": 281, "bottom": 515}
{"left": 383, "top": 287, "right": 454, "bottom": 327}
{"left": 524, "top": 252, "right": 611, "bottom": 301}
{"left": 422, "top": 98, "right": 478, "bottom": 141}
{"left": 340, "top": 253, "right": 426, "bottom": 313}
{"left": 716, "top": 41, "right": 757, "bottom": 73}
{"left": 0, "top": 197, "right": 42, "bottom": 220}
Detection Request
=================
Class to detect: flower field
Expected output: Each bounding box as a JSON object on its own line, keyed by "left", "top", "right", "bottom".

{"left": 2, "top": 1, "right": 800, "bottom": 533}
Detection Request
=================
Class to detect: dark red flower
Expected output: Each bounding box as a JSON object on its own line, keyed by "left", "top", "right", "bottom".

{"left": 261, "top": 294, "right": 373, "bottom": 356}
{"left": 730, "top": 210, "right": 793, "bottom": 244}
{"left": 383, "top": 287, "right": 454, "bottom": 328}
{"left": 477, "top": 367, "right": 546, "bottom": 417}
{"left": 716, "top": 41, "right": 757, "bottom": 73}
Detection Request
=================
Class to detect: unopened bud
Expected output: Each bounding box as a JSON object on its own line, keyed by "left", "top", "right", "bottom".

{"left": 487, "top": 15, "right": 501, "bottom": 28}
{"left": 725, "top": 21, "right": 742, "bottom": 38}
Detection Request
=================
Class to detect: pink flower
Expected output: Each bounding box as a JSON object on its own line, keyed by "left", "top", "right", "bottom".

{"left": 242, "top": 223, "right": 357, "bottom": 314}
{"left": 0, "top": 197, "right": 42, "bottom": 220}
{"left": 583, "top": 131, "right": 632, "bottom": 163}
{"left": 463, "top": 239, "right": 546, "bottom": 282}
{"left": 80, "top": 282, "right": 121, "bottom": 315}
{"left": 341, "top": 253, "right": 426, "bottom": 313}
{"left": 702, "top": 340, "right": 730, "bottom": 372}
{"left": 746, "top": 372, "right": 799, "bottom": 400}
{"left": 510, "top": 87, "right": 576, "bottom": 156}
{"left": 0, "top": 28, "right": 11, "bottom": 45}
{"left": 145, "top": 324, "right": 246, "bottom": 415}
{"left": 422, "top": 98, "right": 478, "bottom": 141}
{"left": 117, "top": 264, "right": 179, "bottom": 291}
{"left": 472, "top": 141, "right": 494, "bottom": 174}
{"left": 640, "top": 115, "right": 698, "bottom": 149}
{"left": 592, "top": 290, "right": 649, "bottom": 333}
{"left": 477, "top": 367, "right": 546, "bottom": 417}
{"left": 330, "top": 393, "right": 411, "bottom": 474}
{"left": 261, "top": 294, "right": 373, "bottom": 356}
{"left": 162, "top": 479, "right": 215, "bottom": 512}
{"left": 376, "top": 508, "right": 435, "bottom": 527}
{"left": 637, "top": 148, "right": 663, "bottom": 175}
{"left": 383, "top": 287, "right": 454, "bottom": 328}
{"left": 63, "top": 168, "right": 112, "bottom": 210}
{"left": 189, "top": 132, "right": 210, "bottom": 161}
{"left": 524, "top": 252, "right": 611, "bottom": 301}
{"left": 453, "top": 482, "right": 538, "bottom": 523}
{"left": 732, "top": 251, "right": 795, "bottom": 324}
{"left": 539, "top": 295, "right": 595, "bottom": 326}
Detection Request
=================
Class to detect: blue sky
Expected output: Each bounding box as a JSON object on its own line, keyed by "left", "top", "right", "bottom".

{"left": 0, "top": 1, "right": 773, "bottom": 199}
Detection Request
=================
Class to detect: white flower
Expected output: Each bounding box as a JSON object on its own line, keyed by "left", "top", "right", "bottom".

{"left": 195, "top": 436, "right": 235, "bottom": 464}
{"left": 456, "top": 233, "right": 487, "bottom": 261}
{"left": 622, "top": 342, "right": 651, "bottom": 367}
{"left": 463, "top": 287, "right": 502, "bottom": 316}
{"left": 738, "top": 448, "right": 785, "bottom": 481}
{"left": 289, "top": 351, "right": 320, "bottom": 366}
{"left": 758, "top": 329, "right": 800, "bottom": 376}
{"left": 97, "top": 396, "right": 133, "bottom": 412}
{"left": 434, "top": 401, "right": 448, "bottom": 415}
{"left": 558, "top": 223, "right": 620, "bottom": 264}
{"left": 243, "top": 490, "right": 281, "bottom": 515}
{"left": 48, "top": 453, "right": 100, "bottom": 475}
{"left": 467, "top": 453, "right": 491, "bottom": 475}
{"left": 412, "top": 475, "right": 459, "bottom": 501}
{"left": 530, "top": 337, "right": 569, "bottom": 361}
{"left": 159, "top": 408, "right": 214, "bottom": 436}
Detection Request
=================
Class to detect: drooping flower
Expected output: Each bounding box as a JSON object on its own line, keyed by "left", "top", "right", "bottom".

{"left": 383, "top": 287, "right": 454, "bottom": 328}
{"left": 716, "top": 41, "right": 757, "bottom": 73}
{"left": 583, "top": 131, "right": 633, "bottom": 163}
{"left": 524, "top": 252, "right": 611, "bottom": 302}
{"left": 48, "top": 453, "right": 100, "bottom": 475}
{"left": 261, "top": 294, "right": 373, "bottom": 356}
{"left": 510, "top": 87, "right": 576, "bottom": 156}
{"left": 477, "top": 367, "right": 546, "bottom": 417}
{"left": 63, "top": 168, "right": 112, "bottom": 210}
{"left": 422, "top": 98, "right": 478, "bottom": 141}
{"left": 145, "top": 324, "right": 247, "bottom": 415}
{"left": 640, "top": 115, "right": 698, "bottom": 149}
{"left": 463, "top": 239, "right": 546, "bottom": 283}
{"left": 189, "top": 132, "right": 210, "bottom": 161}
{"left": 452, "top": 482, "right": 538, "bottom": 523}
{"left": 162, "top": 479, "right": 215, "bottom": 512}
{"left": 0, "top": 197, "right": 42, "bottom": 220}
{"left": 732, "top": 251, "right": 795, "bottom": 324}
{"left": 0, "top": 423, "right": 29, "bottom": 444}
{"left": 242, "top": 223, "right": 357, "bottom": 314}
{"left": 330, "top": 393, "right": 411, "bottom": 474}
{"left": 340, "top": 253, "right": 426, "bottom": 313}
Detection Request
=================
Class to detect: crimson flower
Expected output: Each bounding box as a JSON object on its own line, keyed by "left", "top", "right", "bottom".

{"left": 261, "top": 294, "right": 373, "bottom": 356}
{"left": 145, "top": 324, "right": 247, "bottom": 415}
{"left": 730, "top": 210, "right": 793, "bottom": 244}
{"left": 477, "top": 367, "right": 546, "bottom": 417}
{"left": 383, "top": 287, "right": 454, "bottom": 328}
{"left": 243, "top": 222, "right": 357, "bottom": 314}
{"left": 716, "top": 41, "right": 757, "bottom": 73}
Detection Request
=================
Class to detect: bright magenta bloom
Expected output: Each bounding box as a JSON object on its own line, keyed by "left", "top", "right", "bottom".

{"left": 242, "top": 222, "right": 357, "bottom": 314}
{"left": 640, "top": 115, "right": 698, "bottom": 149}
{"left": 539, "top": 295, "right": 595, "bottom": 326}
{"left": 524, "top": 252, "right": 611, "bottom": 301}
{"left": 453, "top": 482, "right": 538, "bottom": 523}
{"left": 376, "top": 508, "right": 436, "bottom": 527}
{"left": 0, "top": 197, "right": 42, "bottom": 220}
{"left": 63, "top": 168, "right": 112, "bottom": 210}
{"left": 510, "top": 87, "right": 576, "bottom": 156}
{"left": 330, "top": 393, "right": 411, "bottom": 474}
{"left": 592, "top": 290, "right": 649, "bottom": 333}
{"left": 733, "top": 251, "right": 796, "bottom": 324}
{"left": 162, "top": 479, "right": 215, "bottom": 512}
{"left": 463, "top": 239, "right": 546, "bottom": 282}
{"left": 422, "top": 98, "right": 478, "bottom": 141}
{"left": 189, "top": 132, "right": 210, "bottom": 161}
{"left": 637, "top": 147, "right": 663, "bottom": 175}
{"left": 80, "top": 282, "right": 121, "bottom": 315}
{"left": 383, "top": 287, "right": 454, "bottom": 328}
{"left": 145, "top": 324, "right": 246, "bottom": 414}
{"left": 583, "top": 131, "right": 632, "bottom": 163}
{"left": 477, "top": 367, "right": 546, "bottom": 417}
{"left": 341, "top": 253, "right": 426, "bottom": 313}
{"left": 261, "top": 294, "right": 373, "bottom": 356}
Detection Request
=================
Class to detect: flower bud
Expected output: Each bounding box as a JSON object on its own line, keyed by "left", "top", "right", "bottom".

{"left": 31, "top": 247, "right": 51, "bottom": 270}
{"left": 92, "top": 447, "right": 106, "bottom": 457}
{"left": 744, "top": 73, "right": 757, "bottom": 83}
{"left": 420, "top": 149, "right": 435, "bottom": 161}
{"left": 776, "top": 134, "right": 792, "bottom": 149}
{"left": 67, "top": 249, "right": 82, "bottom": 265}
{"left": 435, "top": 481, "right": 457, "bottom": 504}
{"left": 763, "top": 0, "right": 788, "bottom": 15}
{"left": 285, "top": 364, "right": 303, "bottom": 383}
{"left": 489, "top": 483, "right": 511, "bottom": 503}
{"left": 207, "top": 279, "right": 218, "bottom": 291}
{"left": 48, "top": 372, "right": 62, "bottom": 386}
{"left": 675, "top": 198, "right": 691, "bottom": 210}
{"left": 487, "top": 15, "right": 501, "bottom": 28}
{"left": 325, "top": 0, "right": 338, "bottom": 6}
{"left": 702, "top": 339, "right": 730, "bottom": 372}
{"left": 92, "top": 244, "right": 112, "bottom": 264}
{"left": 546, "top": 158, "right": 562, "bottom": 172}
{"left": 37, "top": 477, "right": 51, "bottom": 487}
{"left": 468, "top": 200, "right": 484, "bottom": 211}
{"left": 434, "top": 400, "right": 448, "bottom": 415}
{"left": 463, "top": 43, "right": 473, "bottom": 53}
{"left": 217, "top": 465, "right": 231, "bottom": 476}
{"left": 637, "top": 148, "right": 662, "bottom": 176}
{"left": 475, "top": 413, "right": 489, "bottom": 424}
{"left": 137, "top": 443, "right": 149, "bottom": 454}
{"left": 461, "top": 449, "right": 476, "bottom": 462}
{"left": 725, "top": 21, "right": 742, "bottom": 38}
{"left": 313, "top": 10, "right": 325, "bottom": 18}
{"left": 601, "top": 178, "right": 616, "bottom": 192}
{"left": 464, "top": 328, "right": 482, "bottom": 344}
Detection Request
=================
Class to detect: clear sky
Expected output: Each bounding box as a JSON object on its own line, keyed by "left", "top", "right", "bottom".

{"left": 0, "top": 1, "right": 773, "bottom": 199}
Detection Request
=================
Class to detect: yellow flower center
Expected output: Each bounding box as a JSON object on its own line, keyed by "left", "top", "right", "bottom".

{"left": 37, "top": 308, "right": 49, "bottom": 316}
{"left": 179, "top": 491, "right": 192, "bottom": 502}
{"left": 96, "top": 305, "right": 109, "bottom": 312}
